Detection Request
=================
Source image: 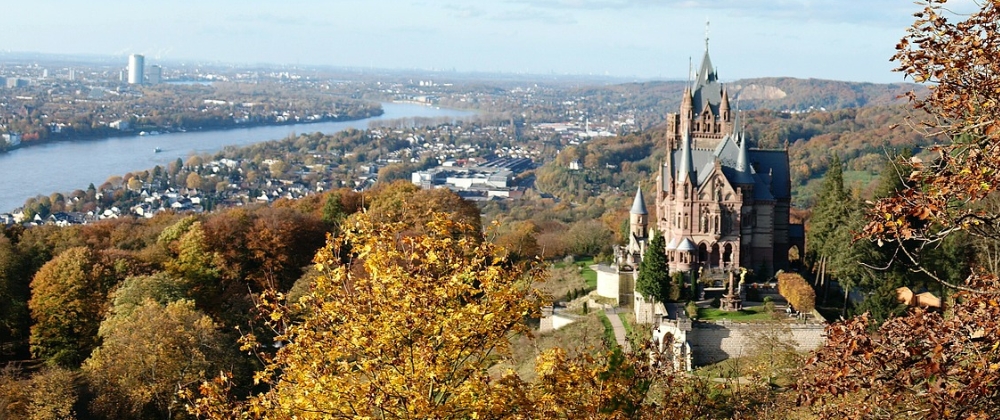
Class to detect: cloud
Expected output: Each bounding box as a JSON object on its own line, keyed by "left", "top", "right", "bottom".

{"left": 443, "top": 4, "right": 487, "bottom": 18}
{"left": 505, "top": 0, "right": 921, "bottom": 28}
{"left": 441, "top": 2, "right": 575, "bottom": 25}
{"left": 491, "top": 9, "right": 577, "bottom": 24}
{"left": 227, "top": 13, "right": 330, "bottom": 28}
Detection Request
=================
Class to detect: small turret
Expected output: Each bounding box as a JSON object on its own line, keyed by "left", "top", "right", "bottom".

{"left": 629, "top": 187, "right": 649, "bottom": 257}
{"left": 720, "top": 85, "right": 731, "bottom": 121}
{"left": 681, "top": 86, "right": 694, "bottom": 121}
{"left": 677, "top": 131, "right": 695, "bottom": 186}
{"left": 732, "top": 131, "right": 755, "bottom": 186}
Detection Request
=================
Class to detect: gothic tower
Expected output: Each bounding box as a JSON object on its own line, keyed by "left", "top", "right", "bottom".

{"left": 627, "top": 187, "right": 649, "bottom": 266}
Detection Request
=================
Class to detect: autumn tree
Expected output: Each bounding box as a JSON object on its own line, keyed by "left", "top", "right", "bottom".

{"left": 491, "top": 220, "right": 541, "bottom": 261}
{"left": 186, "top": 172, "right": 203, "bottom": 190}
{"left": 85, "top": 298, "right": 228, "bottom": 419}
{"left": 190, "top": 212, "right": 544, "bottom": 418}
{"left": 865, "top": 0, "right": 1000, "bottom": 293}
{"left": 798, "top": 1, "right": 1000, "bottom": 417}
{"left": 28, "top": 247, "right": 114, "bottom": 367}
{"left": 0, "top": 366, "right": 78, "bottom": 420}
{"left": 186, "top": 211, "right": 726, "bottom": 419}
{"left": 365, "top": 181, "right": 482, "bottom": 234}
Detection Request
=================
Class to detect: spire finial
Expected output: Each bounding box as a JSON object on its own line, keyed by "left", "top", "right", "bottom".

{"left": 705, "top": 20, "right": 710, "bottom": 50}
{"left": 688, "top": 56, "right": 693, "bottom": 83}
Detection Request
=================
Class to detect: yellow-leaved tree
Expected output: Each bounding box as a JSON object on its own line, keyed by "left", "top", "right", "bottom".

{"left": 187, "top": 210, "right": 771, "bottom": 418}
{"left": 189, "top": 211, "right": 544, "bottom": 418}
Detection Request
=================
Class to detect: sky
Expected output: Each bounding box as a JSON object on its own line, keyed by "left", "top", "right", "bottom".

{"left": 3, "top": 0, "right": 981, "bottom": 83}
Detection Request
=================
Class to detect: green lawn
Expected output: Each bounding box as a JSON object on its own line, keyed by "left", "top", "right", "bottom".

{"left": 617, "top": 311, "right": 633, "bottom": 336}
{"left": 697, "top": 306, "right": 775, "bottom": 321}
{"left": 551, "top": 257, "right": 598, "bottom": 290}
{"left": 577, "top": 259, "right": 597, "bottom": 289}
{"left": 597, "top": 311, "right": 617, "bottom": 349}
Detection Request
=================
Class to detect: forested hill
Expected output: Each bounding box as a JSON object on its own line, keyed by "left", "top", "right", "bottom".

{"left": 534, "top": 104, "right": 938, "bottom": 208}
{"left": 575, "top": 77, "right": 924, "bottom": 127}
{"left": 731, "top": 77, "right": 921, "bottom": 111}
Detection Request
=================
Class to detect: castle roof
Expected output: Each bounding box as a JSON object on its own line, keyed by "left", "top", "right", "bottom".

{"left": 691, "top": 44, "right": 722, "bottom": 117}
{"left": 630, "top": 187, "right": 648, "bottom": 215}
{"left": 676, "top": 238, "right": 697, "bottom": 252}
{"left": 669, "top": 134, "right": 791, "bottom": 200}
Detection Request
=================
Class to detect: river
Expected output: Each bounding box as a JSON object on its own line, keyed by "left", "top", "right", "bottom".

{"left": 0, "top": 103, "right": 475, "bottom": 212}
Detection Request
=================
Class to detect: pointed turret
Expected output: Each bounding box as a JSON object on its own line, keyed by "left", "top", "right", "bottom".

{"left": 677, "top": 131, "right": 695, "bottom": 185}
{"left": 733, "top": 131, "right": 755, "bottom": 185}
{"left": 720, "top": 85, "right": 731, "bottom": 120}
{"left": 695, "top": 44, "right": 716, "bottom": 89}
{"left": 629, "top": 186, "right": 649, "bottom": 255}
{"left": 630, "top": 187, "right": 648, "bottom": 215}
{"left": 681, "top": 86, "right": 694, "bottom": 121}
{"left": 736, "top": 132, "right": 749, "bottom": 173}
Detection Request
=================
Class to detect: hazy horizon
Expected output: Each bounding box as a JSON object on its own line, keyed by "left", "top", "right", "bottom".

{"left": 4, "top": 1, "right": 982, "bottom": 84}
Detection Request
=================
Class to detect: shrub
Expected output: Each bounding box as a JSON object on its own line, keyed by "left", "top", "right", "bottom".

{"left": 777, "top": 272, "right": 815, "bottom": 313}
{"left": 685, "top": 301, "right": 699, "bottom": 319}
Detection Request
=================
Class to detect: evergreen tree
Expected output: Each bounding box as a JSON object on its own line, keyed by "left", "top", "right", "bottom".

{"left": 636, "top": 230, "right": 671, "bottom": 303}
{"left": 806, "top": 154, "right": 864, "bottom": 311}
{"left": 853, "top": 150, "right": 970, "bottom": 325}
{"left": 321, "top": 192, "right": 345, "bottom": 228}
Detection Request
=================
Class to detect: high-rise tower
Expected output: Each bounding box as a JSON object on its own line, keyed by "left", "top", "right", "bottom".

{"left": 128, "top": 54, "right": 144, "bottom": 85}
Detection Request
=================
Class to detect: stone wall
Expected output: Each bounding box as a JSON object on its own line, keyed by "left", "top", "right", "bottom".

{"left": 596, "top": 265, "right": 634, "bottom": 306}
{"left": 688, "top": 320, "right": 826, "bottom": 365}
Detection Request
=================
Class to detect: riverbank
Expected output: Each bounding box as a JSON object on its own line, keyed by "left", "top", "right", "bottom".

{"left": 0, "top": 107, "right": 385, "bottom": 154}
{"left": 0, "top": 103, "right": 476, "bottom": 212}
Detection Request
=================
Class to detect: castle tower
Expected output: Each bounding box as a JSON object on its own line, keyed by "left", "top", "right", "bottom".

{"left": 628, "top": 187, "right": 649, "bottom": 265}
{"left": 665, "top": 37, "right": 733, "bottom": 151}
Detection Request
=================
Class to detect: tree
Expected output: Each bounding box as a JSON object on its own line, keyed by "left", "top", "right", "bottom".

{"left": 189, "top": 212, "right": 545, "bottom": 418}
{"left": 806, "top": 154, "right": 865, "bottom": 310}
{"left": 0, "top": 235, "right": 29, "bottom": 346}
{"left": 164, "top": 222, "right": 222, "bottom": 303}
{"left": 186, "top": 212, "right": 730, "bottom": 419}
{"left": 635, "top": 230, "right": 672, "bottom": 303}
{"left": 85, "top": 299, "right": 228, "bottom": 419}
{"left": 797, "top": 1, "right": 1000, "bottom": 417}
{"left": 28, "top": 247, "right": 113, "bottom": 367}
{"left": 0, "top": 366, "right": 78, "bottom": 420}
{"left": 865, "top": 0, "right": 1000, "bottom": 294}
{"left": 796, "top": 285, "right": 1000, "bottom": 418}
{"left": 127, "top": 177, "right": 143, "bottom": 191}
{"left": 186, "top": 172, "right": 203, "bottom": 190}
{"left": 491, "top": 220, "right": 541, "bottom": 262}
{"left": 320, "top": 191, "right": 345, "bottom": 228}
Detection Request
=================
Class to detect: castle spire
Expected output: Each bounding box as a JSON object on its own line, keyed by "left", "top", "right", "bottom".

{"left": 736, "top": 131, "right": 751, "bottom": 173}
{"left": 677, "top": 131, "right": 695, "bottom": 185}
{"left": 630, "top": 186, "right": 648, "bottom": 215}
{"left": 720, "top": 85, "right": 731, "bottom": 120}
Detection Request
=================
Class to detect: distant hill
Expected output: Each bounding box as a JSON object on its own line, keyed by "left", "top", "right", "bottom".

{"left": 730, "top": 77, "right": 923, "bottom": 111}
{"left": 578, "top": 78, "right": 926, "bottom": 127}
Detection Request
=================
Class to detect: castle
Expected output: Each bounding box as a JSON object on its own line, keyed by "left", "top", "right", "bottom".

{"left": 622, "top": 41, "right": 804, "bottom": 279}
{"left": 599, "top": 40, "right": 804, "bottom": 324}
